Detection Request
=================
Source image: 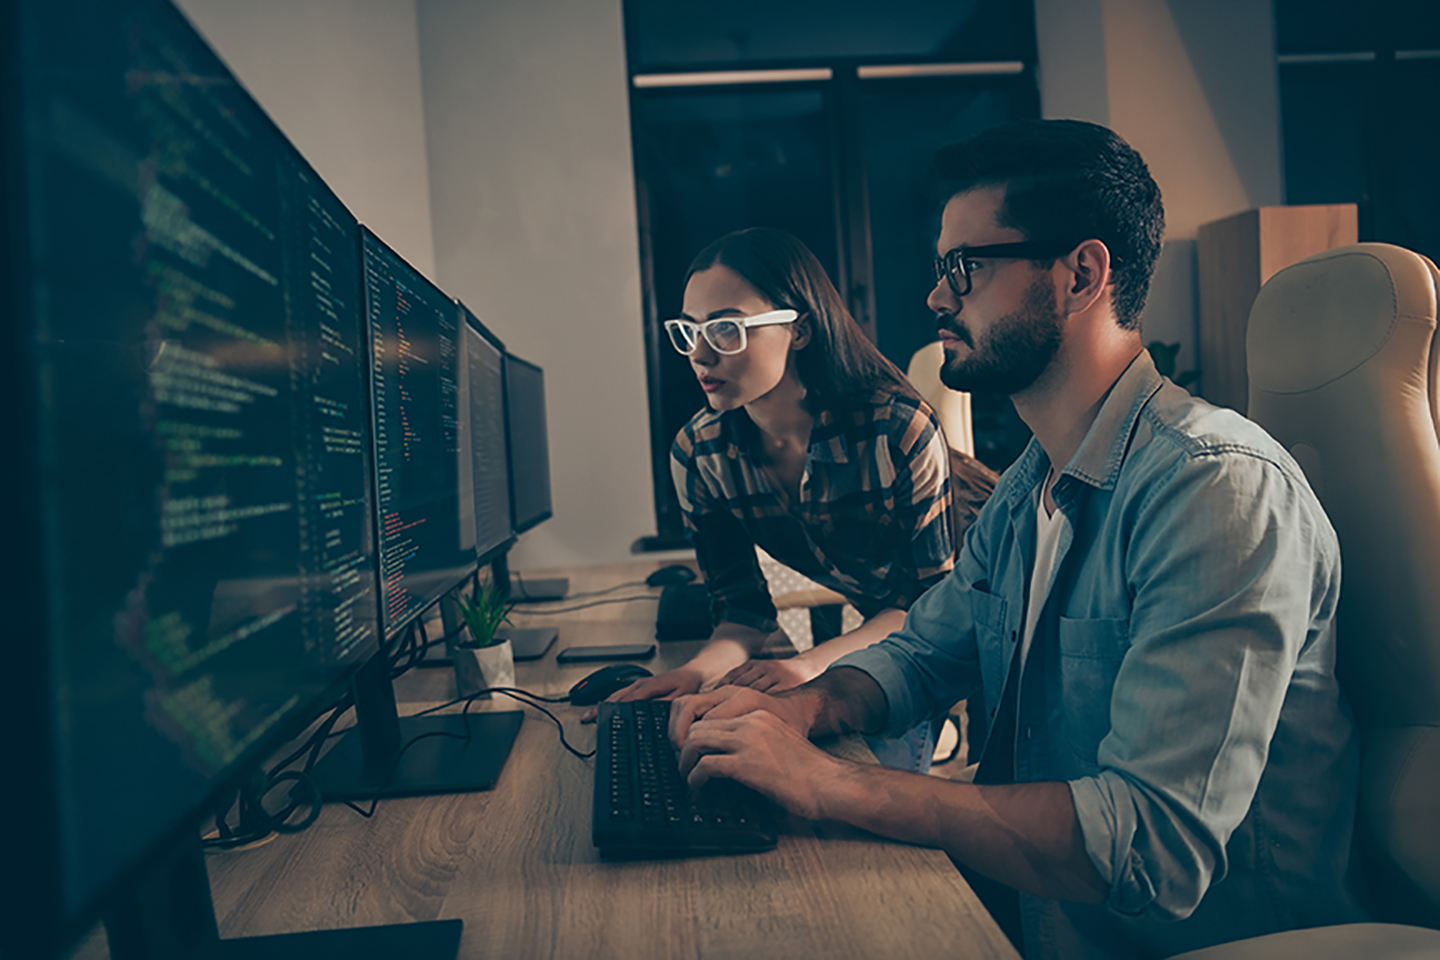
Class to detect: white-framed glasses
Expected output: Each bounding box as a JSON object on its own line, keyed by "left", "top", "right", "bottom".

{"left": 663, "top": 309, "right": 799, "bottom": 356}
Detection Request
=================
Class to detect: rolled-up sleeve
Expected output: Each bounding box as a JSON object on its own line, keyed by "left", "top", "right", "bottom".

{"left": 1068, "top": 451, "right": 1340, "bottom": 920}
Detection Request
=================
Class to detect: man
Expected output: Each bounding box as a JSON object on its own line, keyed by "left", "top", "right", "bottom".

{"left": 668, "top": 119, "right": 1367, "bottom": 959}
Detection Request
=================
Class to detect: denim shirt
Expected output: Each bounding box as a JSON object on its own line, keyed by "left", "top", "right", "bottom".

{"left": 835, "top": 352, "right": 1366, "bottom": 959}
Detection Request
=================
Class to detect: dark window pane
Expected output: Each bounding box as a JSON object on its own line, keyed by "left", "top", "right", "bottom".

{"left": 626, "top": 0, "right": 1035, "bottom": 70}
{"left": 1280, "top": 59, "right": 1440, "bottom": 264}
{"left": 1383, "top": 59, "right": 1440, "bottom": 261}
{"left": 1275, "top": 0, "right": 1440, "bottom": 54}
{"left": 1279, "top": 63, "right": 1369, "bottom": 205}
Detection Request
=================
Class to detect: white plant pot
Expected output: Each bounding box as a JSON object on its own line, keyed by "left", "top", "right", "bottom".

{"left": 453, "top": 637, "right": 515, "bottom": 699}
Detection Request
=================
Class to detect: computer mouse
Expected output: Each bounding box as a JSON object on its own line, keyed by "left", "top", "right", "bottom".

{"left": 568, "top": 663, "right": 654, "bottom": 706}
{"left": 646, "top": 564, "right": 697, "bottom": 588}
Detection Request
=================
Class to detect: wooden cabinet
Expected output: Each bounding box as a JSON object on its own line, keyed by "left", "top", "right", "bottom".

{"left": 1197, "top": 204, "right": 1357, "bottom": 413}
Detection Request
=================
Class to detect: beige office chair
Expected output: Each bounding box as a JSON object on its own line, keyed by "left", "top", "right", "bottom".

{"left": 908, "top": 341, "right": 998, "bottom": 543}
{"left": 1174, "top": 244, "right": 1440, "bottom": 957}
{"left": 908, "top": 340, "right": 975, "bottom": 455}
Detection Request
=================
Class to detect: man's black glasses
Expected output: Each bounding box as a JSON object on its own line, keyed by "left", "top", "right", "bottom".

{"left": 933, "top": 241, "right": 1079, "bottom": 298}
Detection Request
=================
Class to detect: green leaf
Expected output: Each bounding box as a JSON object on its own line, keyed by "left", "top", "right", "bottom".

{"left": 454, "top": 581, "right": 515, "bottom": 648}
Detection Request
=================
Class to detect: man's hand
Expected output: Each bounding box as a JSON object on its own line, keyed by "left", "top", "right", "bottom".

{"left": 579, "top": 667, "right": 704, "bottom": 722}
{"left": 667, "top": 685, "right": 817, "bottom": 746}
{"left": 676, "top": 709, "right": 849, "bottom": 821}
{"left": 718, "top": 656, "right": 821, "bottom": 693}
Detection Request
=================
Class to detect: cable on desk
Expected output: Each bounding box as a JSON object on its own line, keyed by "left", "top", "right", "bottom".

{"left": 489, "top": 688, "right": 595, "bottom": 760}
{"left": 510, "top": 595, "right": 658, "bottom": 616}
{"left": 204, "top": 767, "right": 324, "bottom": 850}
{"left": 336, "top": 698, "right": 487, "bottom": 819}
{"left": 332, "top": 682, "right": 600, "bottom": 821}
{"left": 406, "top": 686, "right": 591, "bottom": 758}
{"left": 509, "top": 579, "right": 649, "bottom": 605}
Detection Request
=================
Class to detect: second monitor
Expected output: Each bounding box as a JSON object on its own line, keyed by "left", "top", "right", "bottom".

{"left": 499, "top": 352, "right": 568, "bottom": 603}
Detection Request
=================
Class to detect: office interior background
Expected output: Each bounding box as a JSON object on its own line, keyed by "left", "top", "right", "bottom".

{"left": 167, "top": 0, "right": 1438, "bottom": 568}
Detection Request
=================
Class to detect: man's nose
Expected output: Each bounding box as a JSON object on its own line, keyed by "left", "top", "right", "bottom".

{"left": 927, "top": 277, "right": 960, "bottom": 318}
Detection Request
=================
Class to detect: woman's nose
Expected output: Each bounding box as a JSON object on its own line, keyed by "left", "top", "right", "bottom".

{"left": 689, "top": 339, "right": 719, "bottom": 366}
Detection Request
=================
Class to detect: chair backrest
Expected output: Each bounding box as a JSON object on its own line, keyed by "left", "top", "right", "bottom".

{"left": 1247, "top": 243, "right": 1440, "bottom": 923}
{"left": 907, "top": 341, "right": 974, "bottom": 456}
{"left": 906, "top": 341, "right": 998, "bottom": 544}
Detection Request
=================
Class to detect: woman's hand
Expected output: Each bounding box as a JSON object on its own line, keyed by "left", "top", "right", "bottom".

{"left": 579, "top": 667, "right": 705, "bottom": 722}
{"left": 718, "top": 656, "right": 821, "bottom": 693}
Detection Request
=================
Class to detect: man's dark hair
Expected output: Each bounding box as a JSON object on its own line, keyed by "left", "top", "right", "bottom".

{"left": 934, "top": 119, "right": 1164, "bottom": 330}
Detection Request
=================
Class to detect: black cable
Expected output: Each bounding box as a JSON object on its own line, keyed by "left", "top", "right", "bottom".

{"left": 508, "top": 595, "right": 657, "bottom": 616}
{"left": 389, "top": 620, "right": 425, "bottom": 678}
{"left": 509, "top": 579, "right": 650, "bottom": 605}
{"left": 257, "top": 770, "right": 322, "bottom": 834}
{"left": 204, "top": 768, "right": 324, "bottom": 849}
{"left": 333, "top": 683, "right": 593, "bottom": 819}
{"left": 489, "top": 689, "right": 594, "bottom": 760}
{"left": 337, "top": 694, "right": 488, "bottom": 819}
{"left": 269, "top": 697, "right": 352, "bottom": 774}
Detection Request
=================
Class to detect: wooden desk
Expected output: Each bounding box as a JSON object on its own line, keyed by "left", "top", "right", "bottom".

{"left": 69, "top": 561, "right": 1018, "bottom": 960}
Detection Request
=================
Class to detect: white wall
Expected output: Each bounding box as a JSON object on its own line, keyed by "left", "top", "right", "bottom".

{"left": 177, "top": 0, "right": 654, "bottom": 570}
{"left": 417, "top": 0, "right": 655, "bottom": 569}
{"left": 174, "top": 0, "right": 437, "bottom": 278}
{"left": 1035, "top": 0, "right": 1283, "bottom": 380}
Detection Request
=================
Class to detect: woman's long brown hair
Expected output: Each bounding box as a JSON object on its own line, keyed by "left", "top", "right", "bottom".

{"left": 685, "top": 227, "right": 921, "bottom": 413}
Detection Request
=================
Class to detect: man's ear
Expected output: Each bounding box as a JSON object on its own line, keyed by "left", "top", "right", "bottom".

{"left": 1061, "top": 239, "right": 1111, "bottom": 316}
{"left": 790, "top": 314, "right": 813, "bottom": 350}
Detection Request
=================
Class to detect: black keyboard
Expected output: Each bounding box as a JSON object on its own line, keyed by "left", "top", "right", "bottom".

{"left": 593, "top": 699, "right": 779, "bottom": 855}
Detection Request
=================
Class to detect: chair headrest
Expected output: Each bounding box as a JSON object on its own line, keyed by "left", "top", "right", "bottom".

{"left": 1248, "top": 243, "right": 1439, "bottom": 396}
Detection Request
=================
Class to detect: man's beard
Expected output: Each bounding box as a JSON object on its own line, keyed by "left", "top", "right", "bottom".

{"left": 938, "top": 278, "right": 1063, "bottom": 395}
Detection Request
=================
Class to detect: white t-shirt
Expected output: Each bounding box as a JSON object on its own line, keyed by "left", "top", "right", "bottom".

{"left": 1020, "top": 478, "right": 1068, "bottom": 679}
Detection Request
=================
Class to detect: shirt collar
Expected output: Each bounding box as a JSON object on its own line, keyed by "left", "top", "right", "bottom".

{"left": 1000, "top": 349, "right": 1163, "bottom": 514}
{"left": 1063, "top": 348, "right": 1163, "bottom": 492}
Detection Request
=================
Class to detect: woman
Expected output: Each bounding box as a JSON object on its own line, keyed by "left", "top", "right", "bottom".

{"left": 608, "top": 228, "right": 956, "bottom": 770}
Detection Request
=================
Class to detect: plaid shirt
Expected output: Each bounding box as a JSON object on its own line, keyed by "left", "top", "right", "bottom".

{"left": 670, "top": 389, "right": 955, "bottom": 633}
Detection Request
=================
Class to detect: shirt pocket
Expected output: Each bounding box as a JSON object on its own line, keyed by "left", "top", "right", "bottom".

{"left": 1057, "top": 615, "right": 1129, "bottom": 767}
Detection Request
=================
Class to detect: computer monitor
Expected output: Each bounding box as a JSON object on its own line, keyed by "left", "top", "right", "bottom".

{"left": 359, "top": 228, "right": 476, "bottom": 639}
{"left": 307, "top": 241, "right": 524, "bottom": 803}
{"left": 0, "top": 0, "right": 457, "bottom": 955}
{"left": 498, "top": 353, "right": 569, "bottom": 602}
{"left": 505, "top": 354, "right": 555, "bottom": 535}
{"left": 416, "top": 303, "right": 532, "bottom": 665}
{"left": 459, "top": 303, "right": 514, "bottom": 565}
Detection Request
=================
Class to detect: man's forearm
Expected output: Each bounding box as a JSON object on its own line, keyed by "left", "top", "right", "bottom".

{"left": 820, "top": 764, "right": 1108, "bottom": 904}
{"left": 779, "top": 666, "right": 891, "bottom": 738}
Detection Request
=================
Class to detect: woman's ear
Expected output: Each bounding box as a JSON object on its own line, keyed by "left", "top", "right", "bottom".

{"left": 789, "top": 314, "right": 813, "bottom": 351}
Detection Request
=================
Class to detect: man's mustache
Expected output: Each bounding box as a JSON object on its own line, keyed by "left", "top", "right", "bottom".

{"left": 936, "top": 313, "right": 973, "bottom": 347}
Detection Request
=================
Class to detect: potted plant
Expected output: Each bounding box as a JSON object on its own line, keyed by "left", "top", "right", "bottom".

{"left": 451, "top": 581, "right": 516, "bottom": 698}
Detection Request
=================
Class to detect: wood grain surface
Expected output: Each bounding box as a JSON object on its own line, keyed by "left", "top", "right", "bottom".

{"left": 65, "top": 561, "right": 1018, "bottom": 960}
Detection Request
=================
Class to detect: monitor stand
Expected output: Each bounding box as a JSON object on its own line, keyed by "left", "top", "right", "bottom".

{"left": 104, "top": 817, "right": 461, "bottom": 959}
{"left": 511, "top": 575, "right": 568, "bottom": 602}
{"left": 310, "top": 648, "right": 522, "bottom": 800}
{"left": 492, "top": 552, "right": 568, "bottom": 602}
{"left": 495, "top": 625, "right": 557, "bottom": 661}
